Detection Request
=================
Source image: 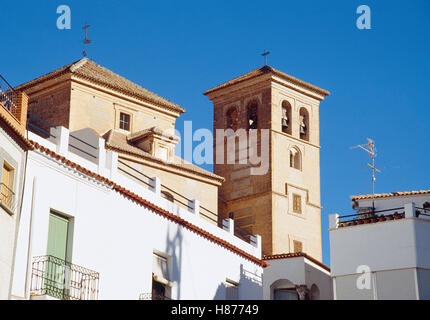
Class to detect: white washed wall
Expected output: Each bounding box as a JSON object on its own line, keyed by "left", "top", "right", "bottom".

{"left": 0, "top": 125, "right": 26, "bottom": 300}
{"left": 11, "top": 129, "right": 263, "bottom": 300}
{"left": 262, "top": 257, "right": 332, "bottom": 300}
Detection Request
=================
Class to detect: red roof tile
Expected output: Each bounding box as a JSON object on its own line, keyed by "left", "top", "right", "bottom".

{"left": 263, "top": 252, "right": 330, "bottom": 272}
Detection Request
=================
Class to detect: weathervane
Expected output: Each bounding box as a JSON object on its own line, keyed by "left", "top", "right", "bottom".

{"left": 82, "top": 22, "right": 91, "bottom": 57}
{"left": 351, "top": 138, "right": 381, "bottom": 210}
{"left": 261, "top": 49, "right": 270, "bottom": 65}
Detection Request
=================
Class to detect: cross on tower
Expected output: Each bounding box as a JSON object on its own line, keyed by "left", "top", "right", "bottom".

{"left": 82, "top": 23, "right": 91, "bottom": 57}
{"left": 261, "top": 49, "right": 270, "bottom": 65}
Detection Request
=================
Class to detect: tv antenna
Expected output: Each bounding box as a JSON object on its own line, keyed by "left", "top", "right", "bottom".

{"left": 82, "top": 22, "right": 91, "bottom": 57}
{"left": 351, "top": 138, "right": 381, "bottom": 210}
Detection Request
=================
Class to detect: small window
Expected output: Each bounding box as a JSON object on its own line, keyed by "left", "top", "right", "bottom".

{"left": 289, "top": 147, "right": 301, "bottom": 170}
{"left": 226, "top": 107, "right": 239, "bottom": 131}
{"left": 225, "top": 279, "right": 239, "bottom": 300}
{"left": 293, "top": 194, "right": 302, "bottom": 214}
{"left": 247, "top": 102, "right": 258, "bottom": 130}
{"left": 152, "top": 252, "right": 170, "bottom": 300}
{"left": 293, "top": 240, "right": 303, "bottom": 253}
{"left": 1, "top": 162, "right": 14, "bottom": 209}
{"left": 119, "top": 112, "right": 131, "bottom": 131}
{"left": 281, "top": 101, "right": 292, "bottom": 135}
{"left": 299, "top": 108, "right": 309, "bottom": 141}
{"left": 273, "top": 288, "right": 299, "bottom": 300}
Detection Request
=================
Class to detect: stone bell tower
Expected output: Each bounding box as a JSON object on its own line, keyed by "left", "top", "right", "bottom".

{"left": 204, "top": 65, "right": 330, "bottom": 260}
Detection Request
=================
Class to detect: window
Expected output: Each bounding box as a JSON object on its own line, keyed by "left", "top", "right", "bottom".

{"left": 289, "top": 147, "right": 301, "bottom": 170}
{"left": 299, "top": 108, "right": 309, "bottom": 141}
{"left": 152, "top": 252, "right": 170, "bottom": 300}
{"left": 310, "top": 284, "right": 320, "bottom": 300}
{"left": 46, "top": 211, "right": 72, "bottom": 299}
{"left": 119, "top": 112, "right": 131, "bottom": 131}
{"left": 281, "top": 101, "right": 292, "bottom": 134}
{"left": 293, "top": 240, "right": 303, "bottom": 253}
{"left": 0, "top": 162, "right": 14, "bottom": 209}
{"left": 273, "top": 288, "right": 299, "bottom": 300}
{"left": 225, "top": 279, "right": 239, "bottom": 300}
{"left": 293, "top": 194, "right": 302, "bottom": 214}
{"left": 226, "top": 107, "right": 239, "bottom": 131}
{"left": 247, "top": 102, "right": 258, "bottom": 130}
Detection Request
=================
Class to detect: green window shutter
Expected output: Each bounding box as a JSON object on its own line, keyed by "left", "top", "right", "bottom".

{"left": 47, "top": 212, "right": 69, "bottom": 260}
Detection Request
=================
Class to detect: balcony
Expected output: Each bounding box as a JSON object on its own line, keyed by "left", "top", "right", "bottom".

{"left": 30, "top": 255, "right": 99, "bottom": 300}
{"left": 0, "top": 182, "right": 15, "bottom": 212}
{"left": 139, "top": 293, "right": 172, "bottom": 300}
{"left": 0, "top": 74, "right": 18, "bottom": 117}
{"left": 330, "top": 204, "right": 430, "bottom": 229}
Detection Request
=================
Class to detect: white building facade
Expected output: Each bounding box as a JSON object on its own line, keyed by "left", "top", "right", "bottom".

{"left": 10, "top": 127, "right": 265, "bottom": 300}
{"left": 263, "top": 253, "right": 332, "bottom": 300}
{"left": 0, "top": 79, "right": 29, "bottom": 300}
{"left": 329, "top": 191, "right": 430, "bottom": 300}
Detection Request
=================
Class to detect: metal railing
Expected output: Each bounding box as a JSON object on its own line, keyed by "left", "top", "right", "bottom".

{"left": 338, "top": 207, "right": 405, "bottom": 227}
{"left": 27, "top": 112, "right": 57, "bottom": 139}
{"left": 27, "top": 111, "right": 99, "bottom": 160}
{"left": 117, "top": 159, "right": 256, "bottom": 244}
{"left": 31, "top": 255, "right": 99, "bottom": 300}
{"left": 0, "top": 182, "right": 15, "bottom": 209}
{"left": 416, "top": 207, "right": 430, "bottom": 218}
{"left": 139, "top": 293, "right": 172, "bottom": 300}
{"left": 117, "top": 159, "right": 220, "bottom": 222}
{"left": 0, "top": 74, "right": 18, "bottom": 117}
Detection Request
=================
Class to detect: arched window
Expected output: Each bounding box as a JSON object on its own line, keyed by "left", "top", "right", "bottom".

{"left": 247, "top": 101, "right": 258, "bottom": 130}
{"left": 310, "top": 284, "right": 320, "bottom": 300}
{"left": 226, "top": 107, "right": 238, "bottom": 131}
{"left": 289, "top": 147, "right": 301, "bottom": 170}
{"left": 299, "top": 108, "right": 309, "bottom": 141}
{"left": 270, "top": 279, "right": 299, "bottom": 300}
{"left": 281, "top": 101, "right": 292, "bottom": 135}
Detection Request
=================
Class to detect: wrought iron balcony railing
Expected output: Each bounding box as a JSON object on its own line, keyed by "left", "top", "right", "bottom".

{"left": 139, "top": 293, "right": 172, "bottom": 300}
{"left": 31, "top": 255, "right": 99, "bottom": 300}
{"left": 0, "top": 182, "right": 15, "bottom": 210}
{"left": 0, "top": 74, "right": 18, "bottom": 117}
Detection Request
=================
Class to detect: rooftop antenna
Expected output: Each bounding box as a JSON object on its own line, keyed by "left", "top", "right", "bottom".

{"left": 351, "top": 138, "right": 381, "bottom": 212}
{"left": 261, "top": 49, "right": 270, "bottom": 66}
{"left": 82, "top": 22, "right": 91, "bottom": 57}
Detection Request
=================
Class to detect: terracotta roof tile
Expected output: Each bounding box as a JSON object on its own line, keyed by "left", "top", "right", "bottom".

{"left": 263, "top": 252, "right": 330, "bottom": 272}
{"left": 127, "top": 126, "right": 180, "bottom": 143}
{"left": 0, "top": 107, "right": 33, "bottom": 150}
{"left": 15, "top": 58, "right": 185, "bottom": 113}
{"left": 104, "top": 129, "right": 224, "bottom": 182}
{"left": 203, "top": 65, "right": 330, "bottom": 98}
{"left": 351, "top": 190, "right": 430, "bottom": 200}
{"left": 338, "top": 212, "right": 405, "bottom": 228}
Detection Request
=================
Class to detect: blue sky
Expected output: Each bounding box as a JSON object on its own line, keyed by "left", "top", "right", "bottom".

{"left": 1, "top": 0, "right": 429, "bottom": 265}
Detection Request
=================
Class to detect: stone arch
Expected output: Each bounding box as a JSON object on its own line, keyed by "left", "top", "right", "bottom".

{"left": 226, "top": 106, "right": 239, "bottom": 131}
{"left": 247, "top": 100, "right": 259, "bottom": 130}
{"left": 270, "top": 279, "right": 298, "bottom": 300}
{"left": 310, "top": 284, "right": 320, "bottom": 300}
{"left": 299, "top": 107, "right": 310, "bottom": 141}
{"left": 281, "top": 100, "right": 292, "bottom": 135}
{"left": 289, "top": 146, "right": 302, "bottom": 170}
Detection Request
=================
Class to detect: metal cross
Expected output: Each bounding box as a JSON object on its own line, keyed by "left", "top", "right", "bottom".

{"left": 261, "top": 49, "right": 270, "bottom": 65}
{"left": 82, "top": 23, "right": 91, "bottom": 57}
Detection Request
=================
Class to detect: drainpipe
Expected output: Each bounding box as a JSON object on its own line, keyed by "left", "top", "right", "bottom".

{"left": 24, "top": 177, "right": 37, "bottom": 300}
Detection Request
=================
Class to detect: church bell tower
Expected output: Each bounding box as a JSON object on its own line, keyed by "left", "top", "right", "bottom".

{"left": 204, "top": 65, "right": 330, "bottom": 261}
